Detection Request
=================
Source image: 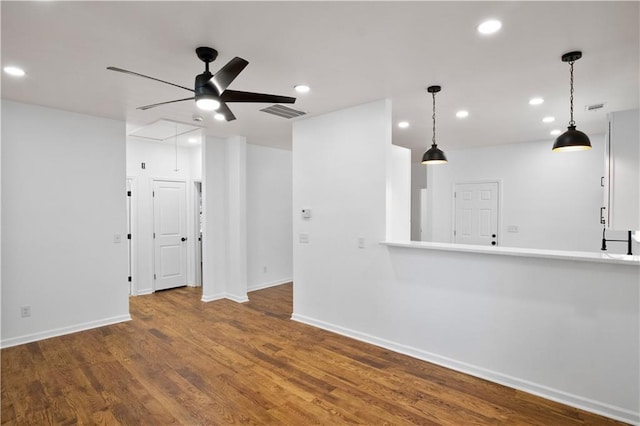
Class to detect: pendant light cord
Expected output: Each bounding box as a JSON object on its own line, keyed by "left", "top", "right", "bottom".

{"left": 569, "top": 60, "right": 575, "bottom": 127}
{"left": 174, "top": 123, "right": 179, "bottom": 172}
{"left": 432, "top": 91, "right": 437, "bottom": 146}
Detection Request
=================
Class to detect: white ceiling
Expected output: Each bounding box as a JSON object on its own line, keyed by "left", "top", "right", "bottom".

{"left": 2, "top": 1, "right": 638, "bottom": 161}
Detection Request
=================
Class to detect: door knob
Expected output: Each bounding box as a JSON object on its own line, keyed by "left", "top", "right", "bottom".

{"left": 492, "top": 234, "right": 496, "bottom": 238}
{"left": 181, "top": 237, "right": 187, "bottom": 242}
{"left": 491, "top": 241, "right": 496, "bottom": 246}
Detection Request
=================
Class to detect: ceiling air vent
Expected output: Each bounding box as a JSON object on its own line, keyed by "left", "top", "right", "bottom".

{"left": 585, "top": 103, "right": 606, "bottom": 112}
{"left": 260, "top": 104, "right": 306, "bottom": 119}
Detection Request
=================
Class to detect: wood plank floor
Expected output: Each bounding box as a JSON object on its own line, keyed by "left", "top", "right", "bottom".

{"left": 1, "top": 283, "right": 624, "bottom": 425}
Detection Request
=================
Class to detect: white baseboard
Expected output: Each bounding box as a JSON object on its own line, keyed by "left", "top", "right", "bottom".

{"left": 201, "top": 293, "right": 225, "bottom": 302}
{"left": 201, "top": 293, "right": 249, "bottom": 303}
{"left": 135, "top": 289, "right": 153, "bottom": 296}
{"left": 0, "top": 314, "right": 132, "bottom": 349}
{"left": 291, "top": 313, "right": 639, "bottom": 425}
{"left": 248, "top": 278, "right": 292, "bottom": 292}
{"left": 225, "top": 293, "right": 249, "bottom": 303}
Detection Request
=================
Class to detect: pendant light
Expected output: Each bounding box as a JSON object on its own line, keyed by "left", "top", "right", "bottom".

{"left": 422, "top": 85, "right": 448, "bottom": 164}
{"left": 552, "top": 51, "right": 591, "bottom": 152}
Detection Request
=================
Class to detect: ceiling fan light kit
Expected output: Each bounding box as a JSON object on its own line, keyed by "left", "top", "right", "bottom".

{"left": 107, "top": 46, "right": 296, "bottom": 121}
{"left": 552, "top": 50, "right": 592, "bottom": 152}
{"left": 195, "top": 97, "right": 220, "bottom": 111}
{"left": 422, "top": 85, "right": 448, "bottom": 165}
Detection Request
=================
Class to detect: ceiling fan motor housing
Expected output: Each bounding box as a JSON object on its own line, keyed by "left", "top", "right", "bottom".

{"left": 195, "top": 72, "right": 217, "bottom": 101}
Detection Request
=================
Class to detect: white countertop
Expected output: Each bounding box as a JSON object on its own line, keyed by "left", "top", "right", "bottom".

{"left": 381, "top": 241, "right": 640, "bottom": 266}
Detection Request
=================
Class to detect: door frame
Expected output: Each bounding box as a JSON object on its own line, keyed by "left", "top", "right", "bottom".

{"left": 193, "top": 180, "right": 202, "bottom": 287}
{"left": 451, "top": 179, "right": 502, "bottom": 244}
{"left": 152, "top": 178, "right": 188, "bottom": 292}
{"left": 126, "top": 176, "right": 137, "bottom": 295}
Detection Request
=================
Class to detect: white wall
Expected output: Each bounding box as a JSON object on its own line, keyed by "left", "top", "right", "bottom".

{"left": 201, "top": 135, "right": 248, "bottom": 303}
{"left": 1, "top": 100, "right": 130, "bottom": 347}
{"left": 410, "top": 163, "right": 427, "bottom": 241}
{"left": 386, "top": 145, "right": 411, "bottom": 241}
{"left": 246, "top": 144, "right": 293, "bottom": 291}
{"left": 424, "top": 135, "right": 638, "bottom": 254}
{"left": 125, "top": 138, "right": 202, "bottom": 294}
{"left": 225, "top": 136, "right": 248, "bottom": 300}
{"left": 293, "top": 98, "right": 395, "bottom": 335}
{"left": 384, "top": 246, "right": 639, "bottom": 423}
{"left": 291, "top": 98, "right": 639, "bottom": 423}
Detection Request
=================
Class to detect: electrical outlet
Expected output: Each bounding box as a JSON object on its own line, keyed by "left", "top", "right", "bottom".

{"left": 113, "top": 234, "right": 122, "bottom": 243}
{"left": 299, "top": 233, "right": 309, "bottom": 244}
{"left": 20, "top": 306, "right": 31, "bottom": 318}
{"left": 263, "top": 266, "right": 268, "bottom": 273}
{"left": 507, "top": 226, "right": 519, "bottom": 233}
{"left": 358, "top": 237, "right": 365, "bottom": 248}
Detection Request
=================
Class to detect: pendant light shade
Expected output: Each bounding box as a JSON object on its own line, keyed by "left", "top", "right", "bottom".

{"left": 552, "top": 125, "right": 591, "bottom": 152}
{"left": 552, "top": 51, "right": 591, "bottom": 152}
{"left": 422, "top": 144, "right": 448, "bottom": 164}
{"left": 422, "top": 85, "right": 448, "bottom": 165}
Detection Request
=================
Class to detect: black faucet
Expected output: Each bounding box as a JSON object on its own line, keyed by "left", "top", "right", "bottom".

{"left": 601, "top": 228, "right": 633, "bottom": 255}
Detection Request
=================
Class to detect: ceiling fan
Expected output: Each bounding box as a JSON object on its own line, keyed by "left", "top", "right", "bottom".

{"left": 107, "top": 46, "right": 296, "bottom": 121}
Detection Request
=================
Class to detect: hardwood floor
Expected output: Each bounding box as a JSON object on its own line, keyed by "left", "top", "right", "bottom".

{"left": 1, "top": 283, "right": 624, "bottom": 425}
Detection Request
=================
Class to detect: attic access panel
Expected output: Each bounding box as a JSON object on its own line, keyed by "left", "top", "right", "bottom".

{"left": 129, "top": 119, "right": 201, "bottom": 142}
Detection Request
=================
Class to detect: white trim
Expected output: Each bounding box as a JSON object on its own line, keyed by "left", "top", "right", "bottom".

{"left": 0, "top": 314, "right": 132, "bottom": 349}
{"left": 290, "top": 313, "right": 639, "bottom": 425}
{"left": 201, "top": 293, "right": 249, "bottom": 303}
{"left": 381, "top": 240, "right": 640, "bottom": 265}
{"left": 201, "top": 293, "right": 226, "bottom": 302}
{"left": 136, "top": 289, "right": 153, "bottom": 296}
{"left": 248, "top": 278, "right": 292, "bottom": 292}
{"left": 193, "top": 180, "right": 203, "bottom": 287}
{"left": 126, "top": 176, "right": 138, "bottom": 295}
{"left": 225, "top": 293, "right": 249, "bottom": 303}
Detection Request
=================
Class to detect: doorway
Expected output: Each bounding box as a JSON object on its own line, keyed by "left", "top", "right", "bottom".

{"left": 453, "top": 181, "right": 500, "bottom": 246}
{"left": 126, "top": 178, "right": 134, "bottom": 295}
{"left": 153, "top": 179, "right": 188, "bottom": 291}
{"left": 194, "top": 181, "right": 203, "bottom": 287}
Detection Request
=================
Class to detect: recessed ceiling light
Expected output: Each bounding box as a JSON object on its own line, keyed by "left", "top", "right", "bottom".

{"left": 294, "top": 85, "right": 310, "bottom": 94}
{"left": 188, "top": 137, "right": 199, "bottom": 144}
{"left": 542, "top": 116, "right": 555, "bottom": 123}
{"left": 529, "top": 97, "right": 544, "bottom": 106}
{"left": 477, "top": 19, "right": 502, "bottom": 35}
{"left": 214, "top": 113, "right": 225, "bottom": 121}
{"left": 456, "top": 110, "right": 469, "bottom": 118}
{"left": 550, "top": 129, "right": 562, "bottom": 136}
{"left": 3, "top": 66, "right": 26, "bottom": 77}
{"left": 398, "top": 121, "right": 409, "bottom": 128}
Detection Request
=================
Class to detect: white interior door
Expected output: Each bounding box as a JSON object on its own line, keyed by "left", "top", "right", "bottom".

{"left": 454, "top": 182, "right": 499, "bottom": 246}
{"left": 153, "top": 180, "right": 187, "bottom": 291}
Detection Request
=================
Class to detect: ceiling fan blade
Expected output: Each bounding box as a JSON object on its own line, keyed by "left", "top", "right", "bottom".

{"left": 221, "top": 90, "right": 296, "bottom": 104}
{"left": 107, "top": 66, "right": 194, "bottom": 93}
{"left": 216, "top": 102, "right": 236, "bottom": 121}
{"left": 137, "top": 97, "right": 195, "bottom": 110}
{"left": 208, "top": 57, "right": 249, "bottom": 94}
